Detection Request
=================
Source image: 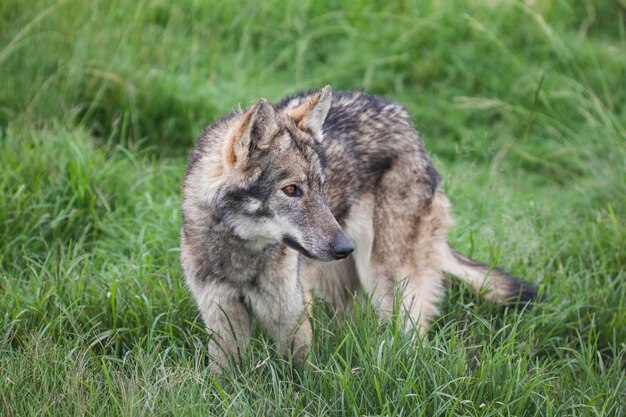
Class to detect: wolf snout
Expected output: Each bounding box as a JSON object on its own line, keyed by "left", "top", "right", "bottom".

{"left": 330, "top": 232, "right": 354, "bottom": 260}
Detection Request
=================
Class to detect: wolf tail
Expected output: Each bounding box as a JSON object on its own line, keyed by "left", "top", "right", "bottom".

{"left": 441, "top": 244, "right": 539, "bottom": 304}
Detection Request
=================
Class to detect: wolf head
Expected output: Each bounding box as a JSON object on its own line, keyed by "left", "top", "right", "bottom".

{"left": 199, "top": 86, "right": 353, "bottom": 261}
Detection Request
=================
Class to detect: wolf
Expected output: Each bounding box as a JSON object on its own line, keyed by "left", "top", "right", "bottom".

{"left": 181, "top": 86, "right": 538, "bottom": 372}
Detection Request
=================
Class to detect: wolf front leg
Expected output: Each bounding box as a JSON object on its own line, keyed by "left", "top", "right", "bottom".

{"left": 191, "top": 280, "right": 252, "bottom": 373}
{"left": 246, "top": 253, "right": 312, "bottom": 366}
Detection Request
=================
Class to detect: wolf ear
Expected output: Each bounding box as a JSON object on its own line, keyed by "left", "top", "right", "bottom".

{"left": 223, "top": 98, "right": 278, "bottom": 170}
{"left": 288, "top": 85, "right": 332, "bottom": 141}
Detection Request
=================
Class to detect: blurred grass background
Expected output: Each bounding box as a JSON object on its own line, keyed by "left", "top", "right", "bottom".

{"left": 1, "top": 0, "right": 625, "bottom": 415}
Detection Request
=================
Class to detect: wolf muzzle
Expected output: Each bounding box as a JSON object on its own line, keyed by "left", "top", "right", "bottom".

{"left": 282, "top": 230, "right": 354, "bottom": 261}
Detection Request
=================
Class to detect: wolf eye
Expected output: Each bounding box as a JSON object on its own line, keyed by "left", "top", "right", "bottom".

{"left": 282, "top": 184, "right": 302, "bottom": 197}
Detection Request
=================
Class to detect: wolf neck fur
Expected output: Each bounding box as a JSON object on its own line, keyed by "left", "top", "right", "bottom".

{"left": 192, "top": 212, "right": 282, "bottom": 284}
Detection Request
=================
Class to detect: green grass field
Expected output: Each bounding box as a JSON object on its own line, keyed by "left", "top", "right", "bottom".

{"left": 1, "top": 0, "right": 625, "bottom": 415}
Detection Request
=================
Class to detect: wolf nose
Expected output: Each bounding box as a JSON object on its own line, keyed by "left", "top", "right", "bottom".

{"left": 331, "top": 233, "right": 354, "bottom": 260}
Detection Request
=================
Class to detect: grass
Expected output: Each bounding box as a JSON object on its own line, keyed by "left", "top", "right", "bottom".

{"left": 1, "top": 0, "right": 624, "bottom": 415}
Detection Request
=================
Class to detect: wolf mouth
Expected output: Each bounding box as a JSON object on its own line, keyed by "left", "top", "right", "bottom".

{"left": 282, "top": 234, "right": 314, "bottom": 259}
